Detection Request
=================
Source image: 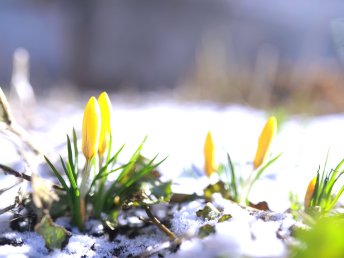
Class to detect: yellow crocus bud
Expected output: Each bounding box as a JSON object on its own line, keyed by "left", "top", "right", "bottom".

{"left": 204, "top": 131, "right": 217, "bottom": 177}
{"left": 98, "top": 92, "right": 112, "bottom": 156}
{"left": 304, "top": 177, "right": 317, "bottom": 209}
{"left": 253, "top": 116, "right": 277, "bottom": 169}
{"left": 82, "top": 97, "right": 101, "bottom": 160}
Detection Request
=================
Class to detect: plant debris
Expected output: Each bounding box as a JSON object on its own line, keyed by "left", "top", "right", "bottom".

{"left": 35, "top": 214, "right": 72, "bottom": 250}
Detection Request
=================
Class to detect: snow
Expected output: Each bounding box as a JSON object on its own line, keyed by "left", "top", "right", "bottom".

{"left": 0, "top": 231, "right": 48, "bottom": 258}
{"left": 1, "top": 98, "right": 344, "bottom": 257}
{"left": 168, "top": 195, "right": 291, "bottom": 258}
{"left": 171, "top": 200, "right": 204, "bottom": 236}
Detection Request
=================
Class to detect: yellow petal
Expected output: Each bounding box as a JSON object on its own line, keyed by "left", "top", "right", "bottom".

{"left": 98, "top": 92, "right": 112, "bottom": 156}
{"left": 304, "top": 177, "right": 317, "bottom": 209}
{"left": 82, "top": 97, "right": 101, "bottom": 160}
{"left": 204, "top": 131, "right": 217, "bottom": 177}
{"left": 253, "top": 116, "right": 277, "bottom": 169}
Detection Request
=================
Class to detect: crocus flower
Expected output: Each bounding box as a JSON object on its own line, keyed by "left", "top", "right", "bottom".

{"left": 204, "top": 131, "right": 217, "bottom": 177}
{"left": 253, "top": 116, "right": 277, "bottom": 169}
{"left": 304, "top": 177, "right": 317, "bottom": 209}
{"left": 98, "top": 92, "right": 112, "bottom": 156}
{"left": 82, "top": 97, "right": 101, "bottom": 160}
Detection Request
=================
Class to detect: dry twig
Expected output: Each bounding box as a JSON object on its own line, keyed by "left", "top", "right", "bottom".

{"left": 143, "top": 205, "right": 177, "bottom": 241}
{"left": 0, "top": 87, "right": 42, "bottom": 155}
{"left": 0, "top": 163, "right": 63, "bottom": 191}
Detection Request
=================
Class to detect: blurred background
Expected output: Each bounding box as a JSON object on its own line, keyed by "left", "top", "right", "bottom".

{"left": 1, "top": 0, "right": 344, "bottom": 114}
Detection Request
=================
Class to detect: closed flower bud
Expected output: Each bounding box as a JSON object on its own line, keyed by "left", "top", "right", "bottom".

{"left": 82, "top": 97, "right": 101, "bottom": 160}
{"left": 304, "top": 177, "right": 317, "bottom": 209}
{"left": 98, "top": 92, "right": 112, "bottom": 156}
{"left": 204, "top": 131, "right": 217, "bottom": 177}
{"left": 253, "top": 116, "right": 277, "bottom": 169}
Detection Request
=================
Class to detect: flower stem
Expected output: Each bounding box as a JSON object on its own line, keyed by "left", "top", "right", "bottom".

{"left": 78, "top": 159, "right": 92, "bottom": 229}
{"left": 239, "top": 169, "right": 255, "bottom": 206}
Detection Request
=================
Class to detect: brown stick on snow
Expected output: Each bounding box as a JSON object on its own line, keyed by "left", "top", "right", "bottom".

{"left": 144, "top": 205, "right": 177, "bottom": 241}
{"left": 0, "top": 163, "right": 64, "bottom": 191}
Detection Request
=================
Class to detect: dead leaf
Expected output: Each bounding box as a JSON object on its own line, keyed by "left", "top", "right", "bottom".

{"left": 249, "top": 201, "right": 270, "bottom": 211}
{"left": 35, "top": 214, "right": 71, "bottom": 250}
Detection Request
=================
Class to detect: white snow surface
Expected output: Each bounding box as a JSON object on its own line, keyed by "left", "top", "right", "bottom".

{"left": 1, "top": 97, "right": 344, "bottom": 257}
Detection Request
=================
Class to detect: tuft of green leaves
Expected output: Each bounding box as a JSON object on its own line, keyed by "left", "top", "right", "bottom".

{"left": 99, "top": 150, "right": 170, "bottom": 227}
{"left": 45, "top": 128, "right": 82, "bottom": 230}
{"left": 215, "top": 152, "right": 281, "bottom": 206}
{"left": 93, "top": 138, "right": 169, "bottom": 216}
{"left": 306, "top": 154, "right": 344, "bottom": 214}
{"left": 45, "top": 130, "right": 168, "bottom": 231}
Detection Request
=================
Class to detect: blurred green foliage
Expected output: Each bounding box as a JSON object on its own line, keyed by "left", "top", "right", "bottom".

{"left": 292, "top": 216, "right": 344, "bottom": 258}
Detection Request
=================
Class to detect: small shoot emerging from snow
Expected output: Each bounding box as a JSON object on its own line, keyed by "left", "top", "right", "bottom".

{"left": 304, "top": 154, "right": 344, "bottom": 215}
{"left": 289, "top": 192, "right": 302, "bottom": 219}
{"left": 225, "top": 153, "right": 240, "bottom": 202}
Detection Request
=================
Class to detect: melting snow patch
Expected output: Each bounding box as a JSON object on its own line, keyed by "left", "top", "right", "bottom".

{"left": 50, "top": 234, "right": 113, "bottom": 258}
{"left": 0, "top": 232, "right": 48, "bottom": 258}
{"left": 112, "top": 226, "right": 169, "bottom": 257}
{"left": 171, "top": 200, "right": 204, "bottom": 236}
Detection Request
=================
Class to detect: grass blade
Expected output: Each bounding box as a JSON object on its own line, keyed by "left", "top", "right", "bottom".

{"left": 91, "top": 164, "right": 129, "bottom": 189}
{"left": 118, "top": 155, "right": 167, "bottom": 195}
{"left": 106, "top": 134, "right": 113, "bottom": 163}
{"left": 319, "top": 150, "right": 330, "bottom": 191}
{"left": 67, "top": 134, "right": 76, "bottom": 180}
{"left": 72, "top": 128, "right": 79, "bottom": 178}
{"left": 44, "top": 156, "right": 69, "bottom": 191}
{"left": 226, "top": 153, "right": 238, "bottom": 202}
{"left": 325, "top": 159, "right": 344, "bottom": 199}
{"left": 312, "top": 169, "right": 320, "bottom": 206}
{"left": 97, "top": 164, "right": 129, "bottom": 181}
{"left": 98, "top": 144, "right": 125, "bottom": 177}
{"left": 116, "top": 138, "right": 146, "bottom": 184}
{"left": 59, "top": 155, "right": 78, "bottom": 194}
{"left": 252, "top": 153, "right": 282, "bottom": 184}
{"left": 327, "top": 183, "right": 344, "bottom": 211}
